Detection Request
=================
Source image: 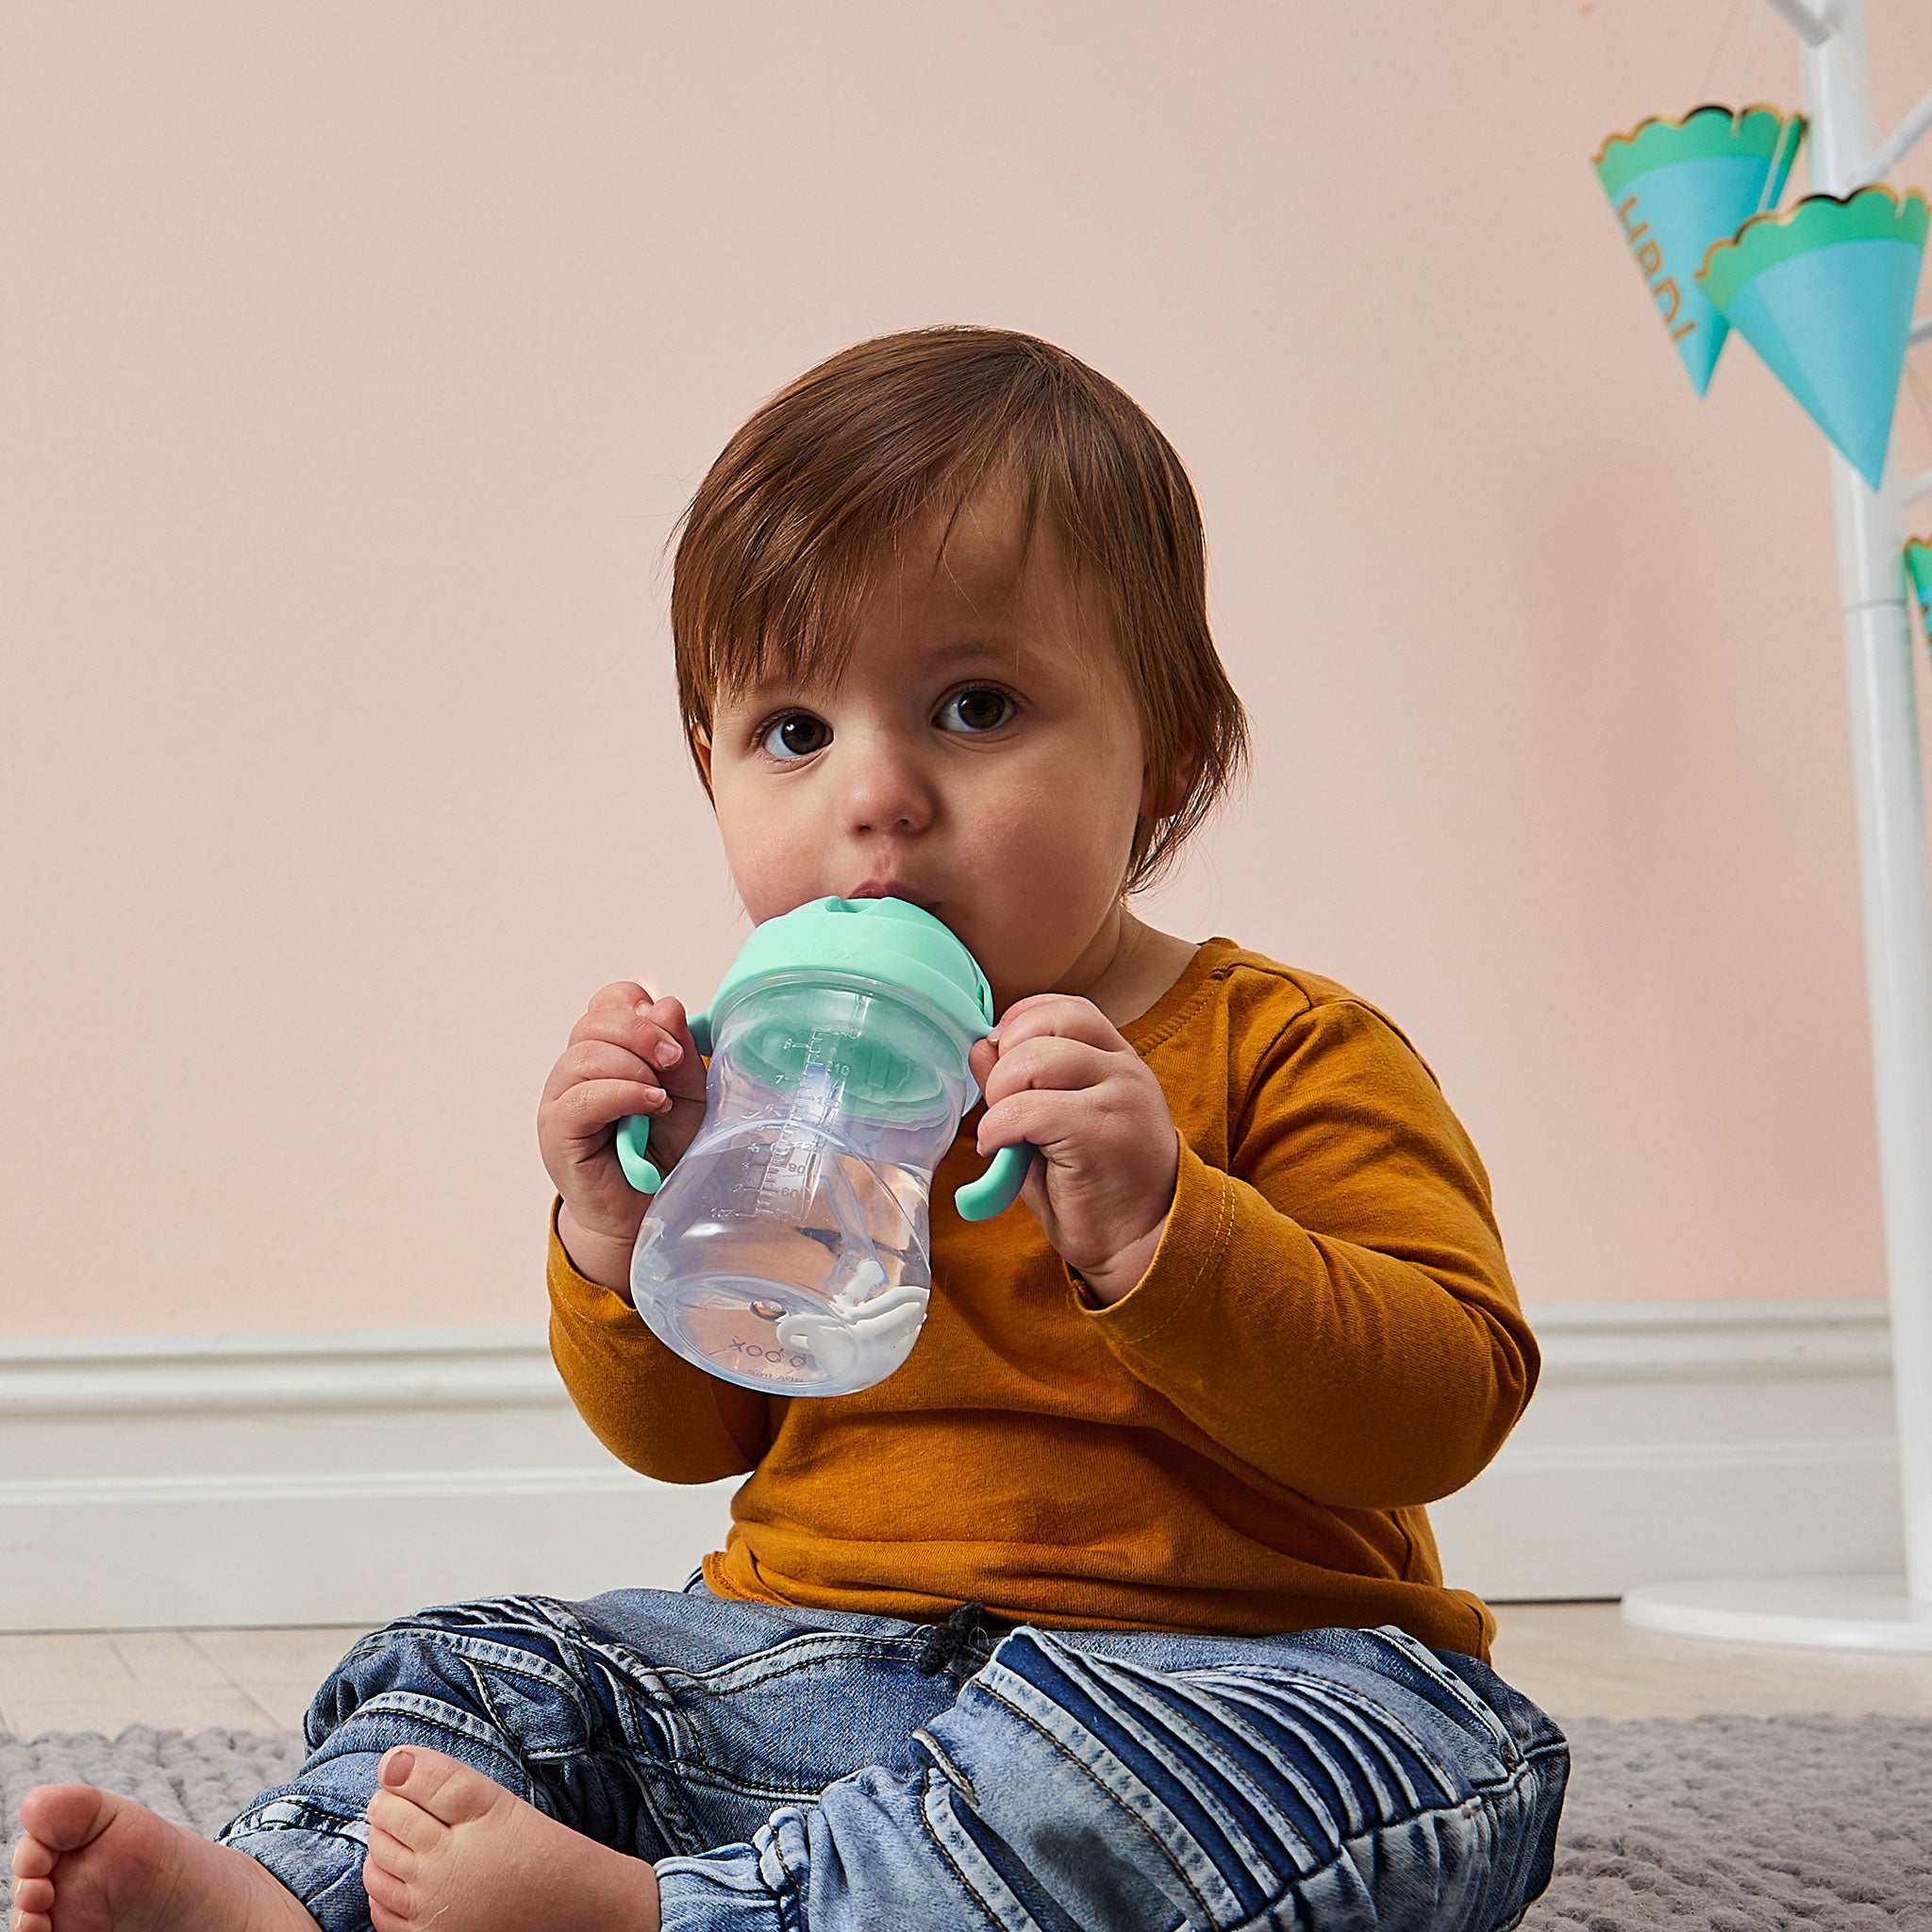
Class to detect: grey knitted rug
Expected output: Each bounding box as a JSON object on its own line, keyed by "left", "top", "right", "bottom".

{"left": 3, "top": 1714, "right": 1928, "bottom": 1927}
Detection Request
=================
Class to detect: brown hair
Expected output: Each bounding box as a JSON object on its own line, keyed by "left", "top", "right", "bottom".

{"left": 670, "top": 325, "right": 1249, "bottom": 891}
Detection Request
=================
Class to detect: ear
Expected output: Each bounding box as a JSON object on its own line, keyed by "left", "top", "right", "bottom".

{"left": 691, "top": 727, "right": 715, "bottom": 797}
{"left": 1141, "top": 737, "right": 1199, "bottom": 821}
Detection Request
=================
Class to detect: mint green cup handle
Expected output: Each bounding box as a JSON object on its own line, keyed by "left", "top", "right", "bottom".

{"left": 615, "top": 1008, "right": 711, "bottom": 1196}
{"left": 954, "top": 1143, "right": 1036, "bottom": 1222}
{"left": 610, "top": 997, "right": 1032, "bottom": 1217}
{"left": 620, "top": 1115, "right": 1035, "bottom": 1216}
{"left": 615, "top": 1114, "right": 663, "bottom": 1194}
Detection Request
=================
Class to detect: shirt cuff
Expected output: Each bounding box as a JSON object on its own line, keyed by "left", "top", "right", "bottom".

{"left": 547, "top": 1195, "right": 641, "bottom": 1331}
{"left": 1074, "top": 1138, "right": 1235, "bottom": 1350}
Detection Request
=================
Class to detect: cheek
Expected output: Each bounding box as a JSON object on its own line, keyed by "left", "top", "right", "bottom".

{"left": 957, "top": 754, "right": 1140, "bottom": 933}
{"left": 712, "top": 783, "right": 814, "bottom": 922}
{"left": 982, "top": 776, "right": 1132, "bottom": 884}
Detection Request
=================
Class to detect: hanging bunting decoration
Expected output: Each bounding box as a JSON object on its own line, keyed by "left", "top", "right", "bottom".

{"left": 1905, "top": 537, "right": 1932, "bottom": 636}
{"left": 1698, "top": 187, "right": 1929, "bottom": 489}
{"left": 1593, "top": 105, "right": 1806, "bottom": 395}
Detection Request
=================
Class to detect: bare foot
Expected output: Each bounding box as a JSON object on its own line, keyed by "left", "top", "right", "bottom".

{"left": 361, "top": 1747, "right": 659, "bottom": 1932}
{"left": 8, "top": 1782, "right": 322, "bottom": 1932}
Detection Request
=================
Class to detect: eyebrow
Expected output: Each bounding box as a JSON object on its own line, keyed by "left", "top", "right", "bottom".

{"left": 723, "top": 629, "right": 1045, "bottom": 705}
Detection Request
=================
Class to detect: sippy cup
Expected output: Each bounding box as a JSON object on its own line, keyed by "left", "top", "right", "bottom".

{"left": 613, "top": 896, "right": 1033, "bottom": 1396}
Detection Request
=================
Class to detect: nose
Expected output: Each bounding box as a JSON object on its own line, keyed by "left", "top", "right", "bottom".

{"left": 836, "top": 726, "right": 936, "bottom": 836}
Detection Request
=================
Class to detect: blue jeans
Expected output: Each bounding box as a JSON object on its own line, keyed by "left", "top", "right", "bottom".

{"left": 218, "top": 1580, "right": 1568, "bottom": 1930}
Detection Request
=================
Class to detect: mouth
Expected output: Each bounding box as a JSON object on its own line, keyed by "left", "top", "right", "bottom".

{"left": 846, "top": 881, "right": 940, "bottom": 913}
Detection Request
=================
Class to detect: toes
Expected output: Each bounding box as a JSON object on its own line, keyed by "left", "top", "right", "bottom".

{"left": 12, "top": 1874, "right": 54, "bottom": 1914}
{"left": 17, "top": 1785, "right": 112, "bottom": 1857}
{"left": 362, "top": 1850, "right": 417, "bottom": 1925}
{"left": 363, "top": 1819, "right": 423, "bottom": 1879}
{"left": 10, "top": 1834, "right": 54, "bottom": 1880}
{"left": 376, "top": 1746, "right": 508, "bottom": 1828}
{"left": 365, "top": 1790, "right": 437, "bottom": 1859}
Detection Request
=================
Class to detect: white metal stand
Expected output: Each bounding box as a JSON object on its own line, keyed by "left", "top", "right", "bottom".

{"left": 1623, "top": 0, "right": 1932, "bottom": 1649}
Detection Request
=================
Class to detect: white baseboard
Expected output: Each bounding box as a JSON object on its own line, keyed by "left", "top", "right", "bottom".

{"left": 0, "top": 1331, "right": 740, "bottom": 1631}
{"left": 0, "top": 1303, "right": 1898, "bottom": 1630}
{"left": 1427, "top": 1299, "right": 1897, "bottom": 1598}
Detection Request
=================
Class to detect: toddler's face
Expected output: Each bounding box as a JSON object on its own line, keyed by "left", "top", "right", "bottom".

{"left": 696, "top": 489, "right": 1157, "bottom": 1014}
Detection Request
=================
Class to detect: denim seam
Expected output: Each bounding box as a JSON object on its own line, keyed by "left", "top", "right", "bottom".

{"left": 470, "top": 1650, "right": 718, "bottom": 1854}
{"left": 344, "top": 1690, "right": 526, "bottom": 1763}
{"left": 756, "top": 1820, "right": 810, "bottom": 1932}
{"left": 337, "top": 1632, "right": 585, "bottom": 1707}
{"left": 979, "top": 1665, "right": 1549, "bottom": 1930}
{"left": 370, "top": 1619, "right": 703, "bottom": 1773}
{"left": 610, "top": 1757, "right": 709, "bottom": 1859}
{"left": 222, "top": 1796, "right": 368, "bottom": 1842}
{"left": 580, "top": 1671, "right": 690, "bottom": 1771}
{"left": 1190, "top": 1661, "right": 1522, "bottom": 1807}
{"left": 465, "top": 1669, "right": 548, "bottom": 1807}
{"left": 913, "top": 1769, "right": 1025, "bottom": 1932}
{"left": 592, "top": 1646, "right": 701, "bottom": 1762}
{"left": 1055, "top": 1653, "right": 1365, "bottom": 1890}
{"left": 646, "top": 1760, "right": 841, "bottom": 1808}
{"left": 1224, "top": 1748, "right": 1550, "bottom": 1932}
{"left": 911, "top": 1725, "right": 978, "bottom": 1806}
{"left": 973, "top": 1678, "right": 1221, "bottom": 1927}
{"left": 1361, "top": 1629, "right": 1524, "bottom": 1766}
{"left": 1169, "top": 1663, "right": 1521, "bottom": 1799}
{"left": 1113, "top": 1671, "right": 1402, "bottom": 1882}
{"left": 666, "top": 1633, "right": 931, "bottom": 1696}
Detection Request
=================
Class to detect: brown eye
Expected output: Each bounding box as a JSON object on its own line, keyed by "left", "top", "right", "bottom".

{"left": 938, "top": 689, "right": 1013, "bottom": 734}
{"left": 762, "top": 713, "right": 830, "bottom": 759}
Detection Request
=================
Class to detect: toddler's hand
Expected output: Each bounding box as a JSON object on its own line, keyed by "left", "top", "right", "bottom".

{"left": 538, "top": 982, "right": 708, "bottom": 1283}
{"left": 968, "top": 994, "right": 1179, "bottom": 1306}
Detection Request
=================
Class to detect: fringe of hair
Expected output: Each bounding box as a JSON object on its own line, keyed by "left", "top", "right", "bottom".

{"left": 670, "top": 325, "right": 1249, "bottom": 892}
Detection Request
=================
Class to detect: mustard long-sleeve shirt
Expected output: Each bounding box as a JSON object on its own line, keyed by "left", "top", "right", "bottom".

{"left": 548, "top": 938, "right": 1538, "bottom": 1661}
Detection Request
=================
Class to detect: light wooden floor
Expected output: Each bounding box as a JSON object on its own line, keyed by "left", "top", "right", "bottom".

{"left": 3, "top": 1603, "right": 1932, "bottom": 1739}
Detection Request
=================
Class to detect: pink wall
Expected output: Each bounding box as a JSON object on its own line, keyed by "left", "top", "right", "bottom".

{"left": 6, "top": 1, "right": 1931, "bottom": 1336}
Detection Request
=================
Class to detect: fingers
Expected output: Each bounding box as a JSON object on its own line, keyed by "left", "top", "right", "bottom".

{"left": 570, "top": 996, "right": 681, "bottom": 1068}
{"left": 989, "top": 993, "right": 1129, "bottom": 1055}
{"left": 972, "top": 993, "right": 1131, "bottom": 1107}
{"left": 546, "top": 988, "right": 708, "bottom": 1117}
{"left": 545, "top": 1079, "right": 675, "bottom": 1158}
{"left": 571, "top": 993, "right": 704, "bottom": 1088}
{"left": 974, "top": 1084, "right": 1078, "bottom": 1155}
{"left": 538, "top": 983, "right": 713, "bottom": 1226}
{"left": 541, "top": 1040, "right": 671, "bottom": 1114}
{"left": 978, "top": 1033, "right": 1118, "bottom": 1111}
{"left": 968, "top": 1035, "right": 997, "bottom": 1088}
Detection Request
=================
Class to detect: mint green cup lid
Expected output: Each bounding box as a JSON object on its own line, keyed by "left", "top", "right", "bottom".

{"left": 614, "top": 897, "right": 1036, "bottom": 1219}
{"left": 708, "top": 896, "right": 995, "bottom": 1044}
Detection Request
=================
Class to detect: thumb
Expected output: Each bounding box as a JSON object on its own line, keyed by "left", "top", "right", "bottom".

{"left": 968, "top": 1033, "right": 1000, "bottom": 1091}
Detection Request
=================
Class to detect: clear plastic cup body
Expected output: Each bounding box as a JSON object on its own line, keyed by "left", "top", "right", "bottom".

{"left": 628, "top": 977, "right": 976, "bottom": 1394}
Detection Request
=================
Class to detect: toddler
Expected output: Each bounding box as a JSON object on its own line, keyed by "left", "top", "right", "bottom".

{"left": 10, "top": 326, "right": 1568, "bottom": 1932}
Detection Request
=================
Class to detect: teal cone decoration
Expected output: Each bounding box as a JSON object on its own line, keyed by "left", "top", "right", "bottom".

{"left": 1906, "top": 538, "right": 1932, "bottom": 635}
{"left": 1593, "top": 105, "right": 1805, "bottom": 395}
{"left": 1699, "top": 187, "right": 1930, "bottom": 489}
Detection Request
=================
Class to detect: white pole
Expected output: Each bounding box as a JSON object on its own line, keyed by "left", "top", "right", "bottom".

{"left": 1853, "top": 81, "right": 1932, "bottom": 188}
{"left": 1803, "top": 0, "right": 1932, "bottom": 1608}
{"left": 1764, "top": 0, "right": 1829, "bottom": 46}
{"left": 1624, "top": 0, "right": 1932, "bottom": 1645}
